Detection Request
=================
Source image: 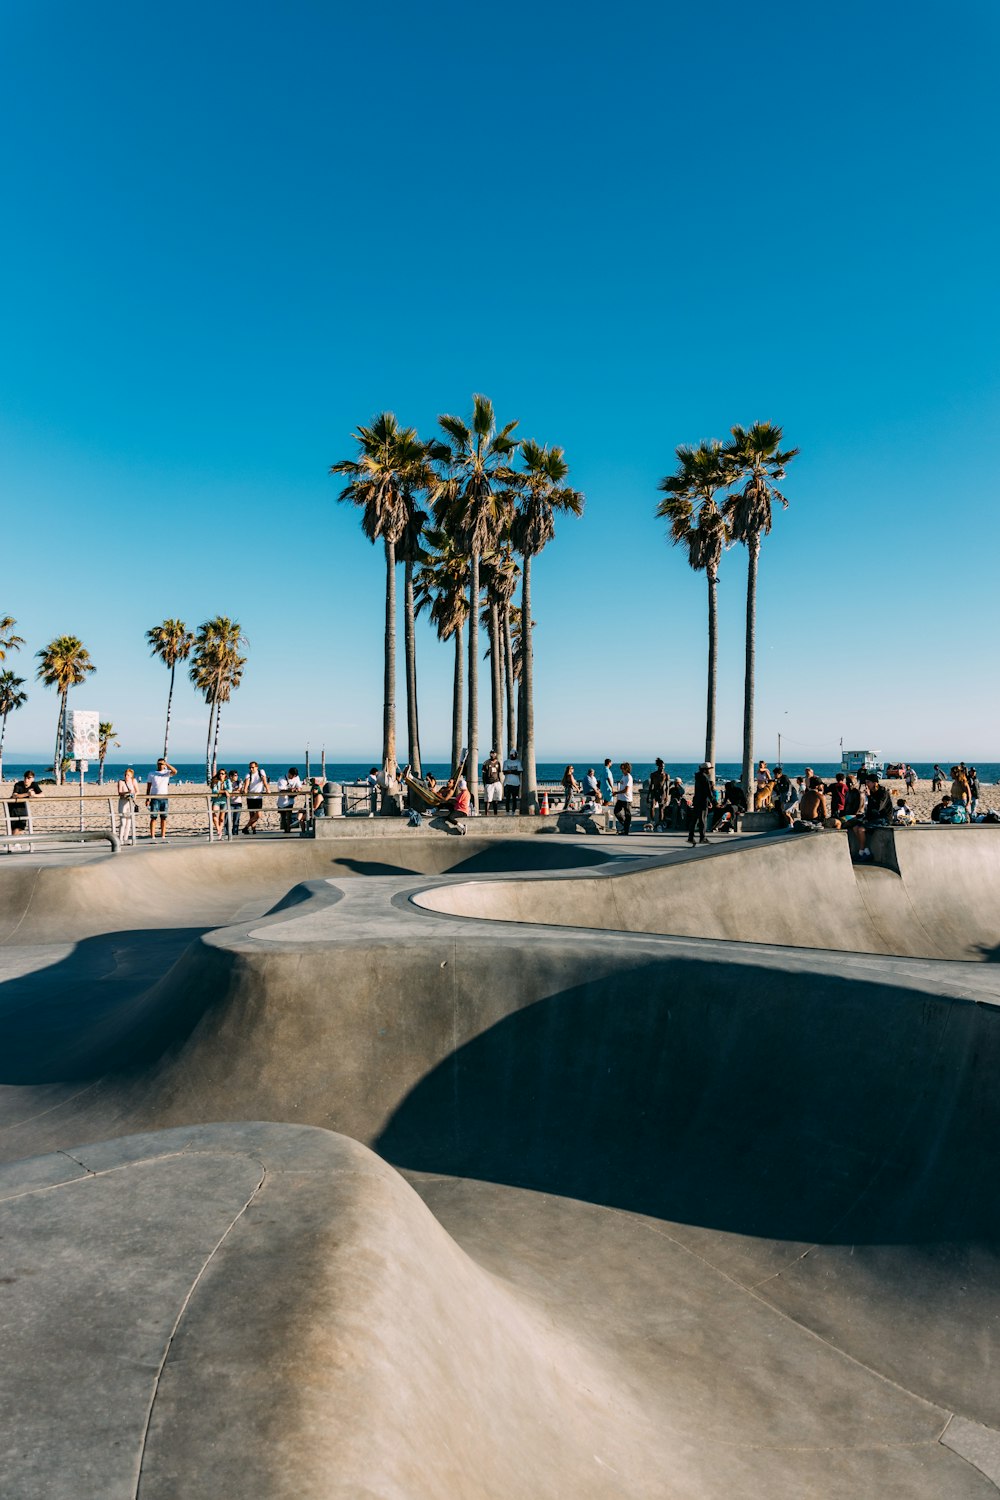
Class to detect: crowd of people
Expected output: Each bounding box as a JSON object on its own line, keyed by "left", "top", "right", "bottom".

{"left": 115, "top": 760, "right": 326, "bottom": 843}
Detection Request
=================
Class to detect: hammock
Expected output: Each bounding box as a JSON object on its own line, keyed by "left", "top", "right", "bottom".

{"left": 402, "top": 769, "right": 451, "bottom": 812}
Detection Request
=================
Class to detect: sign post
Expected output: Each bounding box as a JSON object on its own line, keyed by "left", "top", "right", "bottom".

{"left": 69, "top": 711, "right": 99, "bottom": 835}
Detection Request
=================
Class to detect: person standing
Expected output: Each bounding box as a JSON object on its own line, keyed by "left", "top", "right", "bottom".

{"left": 227, "top": 769, "right": 243, "bottom": 837}
{"left": 502, "top": 748, "right": 521, "bottom": 815}
{"left": 366, "top": 767, "right": 379, "bottom": 817}
{"left": 599, "top": 758, "right": 616, "bottom": 806}
{"left": 241, "top": 761, "right": 269, "bottom": 835}
{"left": 116, "top": 767, "right": 138, "bottom": 845}
{"left": 560, "top": 764, "right": 582, "bottom": 810}
{"left": 614, "top": 762, "right": 634, "bottom": 835}
{"left": 931, "top": 764, "right": 946, "bottom": 792}
{"left": 689, "top": 762, "right": 715, "bottom": 845}
{"left": 969, "top": 766, "right": 980, "bottom": 817}
{"left": 647, "top": 758, "right": 667, "bottom": 829}
{"left": 146, "top": 758, "right": 177, "bottom": 841}
{"left": 277, "top": 767, "right": 302, "bottom": 833}
{"left": 9, "top": 769, "right": 42, "bottom": 837}
{"left": 481, "top": 749, "right": 504, "bottom": 817}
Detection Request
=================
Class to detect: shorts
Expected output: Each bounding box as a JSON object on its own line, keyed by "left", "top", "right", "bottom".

{"left": 248, "top": 798, "right": 263, "bottom": 811}
{"left": 484, "top": 782, "right": 503, "bottom": 802}
{"left": 149, "top": 798, "right": 169, "bottom": 816}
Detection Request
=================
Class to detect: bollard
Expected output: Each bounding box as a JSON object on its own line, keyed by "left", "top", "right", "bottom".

{"left": 323, "top": 782, "right": 343, "bottom": 818}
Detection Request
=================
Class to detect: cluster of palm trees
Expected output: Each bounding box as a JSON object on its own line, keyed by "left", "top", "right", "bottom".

{"left": 331, "top": 394, "right": 584, "bottom": 812}
{"left": 657, "top": 421, "right": 799, "bottom": 794}
{"left": 0, "top": 616, "right": 247, "bottom": 786}
{"left": 146, "top": 617, "right": 247, "bottom": 781}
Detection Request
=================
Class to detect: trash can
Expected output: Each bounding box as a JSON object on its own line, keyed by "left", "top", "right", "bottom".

{"left": 323, "top": 782, "right": 343, "bottom": 818}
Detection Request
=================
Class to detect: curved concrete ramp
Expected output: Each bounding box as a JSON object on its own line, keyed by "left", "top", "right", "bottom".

{"left": 1, "top": 1124, "right": 676, "bottom": 1500}
{"left": 413, "top": 827, "right": 1000, "bottom": 961}
{"left": 3, "top": 835, "right": 1000, "bottom": 1496}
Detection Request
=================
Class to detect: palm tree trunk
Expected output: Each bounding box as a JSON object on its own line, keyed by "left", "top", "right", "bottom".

{"left": 705, "top": 566, "right": 719, "bottom": 766}
{"left": 488, "top": 601, "right": 502, "bottom": 757}
{"left": 503, "top": 607, "right": 516, "bottom": 755}
{"left": 452, "top": 623, "right": 464, "bottom": 778}
{"left": 205, "top": 696, "right": 217, "bottom": 785}
{"left": 383, "top": 538, "right": 397, "bottom": 777}
{"left": 163, "top": 661, "right": 176, "bottom": 759}
{"left": 404, "top": 558, "right": 421, "bottom": 776}
{"left": 0, "top": 713, "right": 6, "bottom": 782}
{"left": 467, "top": 551, "right": 479, "bottom": 811}
{"left": 53, "top": 698, "right": 63, "bottom": 785}
{"left": 741, "top": 535, "right": 759, "bottom": 798}
{"left": 519, "top": 553, "right": 536, "bottom": 813}
{"left": 211, "top": 697, "right": 223, "bottom": 778}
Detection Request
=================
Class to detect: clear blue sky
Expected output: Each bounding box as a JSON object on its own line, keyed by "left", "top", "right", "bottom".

{"left": 2, "top": 1, "right": 997, "bottom": 765}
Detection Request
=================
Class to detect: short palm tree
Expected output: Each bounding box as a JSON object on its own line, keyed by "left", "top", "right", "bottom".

{"left": 433, "top": 396, "right": 519, "bottom": 806}
{"left": 511, "top": 441, "right": 584, "bottom": 812}
{"left": 0, "top": 617, "right": 25, "bottom": 663}
{"left": 146, "top": 620, "right": 194, "bottom": 760}
{"left": 0, "top": 670, "right": 27, "bottom": 781}
{"left": 657, "top": 441, "right": 730, "bottom": 766}
{"left": 330, "top": 413, "right": 435, "bottom": 779}
{"left": 723, "top": 422, "right": 800, "bottom": 795}
{"left": 98, "top": 721, "right": 119, "bottom": 785}
{"left": 190, "top": 618, "right": 247, "bottom": 782}
{"left": 36, "top": 636, "right": 95, "bottom": 784}
{"left": 415, "top": 530, "right": 469, "bottom": 777}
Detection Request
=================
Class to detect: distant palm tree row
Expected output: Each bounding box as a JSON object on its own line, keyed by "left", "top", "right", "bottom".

{"left": 0, "top": 616, "right": 246, "bottom": 784}
{"left": 331, "top": 395, "right": 584, "bottom": 812}
{"left": 657, "top": 421, "right": 799, "bottom": 794}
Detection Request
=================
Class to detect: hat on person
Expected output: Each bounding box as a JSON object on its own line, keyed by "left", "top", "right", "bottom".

{"left": 700, "top": 762, "right": 713, "bottom": 771}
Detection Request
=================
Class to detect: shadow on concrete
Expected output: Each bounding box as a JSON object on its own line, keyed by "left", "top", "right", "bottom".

{"left": 376, "top": 955, "right": 1000, "bottom": 1247}
{"left": 0, "top": 929, "right": 215, "bottom": 1084}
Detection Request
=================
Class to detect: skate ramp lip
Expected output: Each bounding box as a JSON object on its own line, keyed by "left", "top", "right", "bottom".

{"left": 411, "top": 826, "right": 1000, "bottom": 962}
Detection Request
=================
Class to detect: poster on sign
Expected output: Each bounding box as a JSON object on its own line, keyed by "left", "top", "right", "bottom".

{"left": 69, "top": 710, "right": 100, "bottom": 761}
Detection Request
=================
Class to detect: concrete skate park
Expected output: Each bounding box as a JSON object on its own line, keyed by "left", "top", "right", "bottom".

{"left": 2, "top": 822, "right": 1000, "bottom": 1498}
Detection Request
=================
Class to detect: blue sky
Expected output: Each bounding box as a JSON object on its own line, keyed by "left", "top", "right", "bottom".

{"left": 2, "top": 1, "right": 997, "bottom": 764}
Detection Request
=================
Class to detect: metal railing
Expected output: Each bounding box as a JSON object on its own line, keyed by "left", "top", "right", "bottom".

{"left": 0, "top": 789, "right": 322, "bottom": 851}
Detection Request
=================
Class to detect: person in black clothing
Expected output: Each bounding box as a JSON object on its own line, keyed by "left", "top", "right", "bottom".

{"left": 688, "top": 762, "right": 715, "bottom": 846}
{"left": 713, "top": 779, "right": 746, "bottom": 833}
{"left": 9, "top": 769, "right": 43, "bottom": 834}
{"left": 854, "top": 773, "right": 893, "bottom": 860}
{"left": 647, "top": 758, "right": 668, "bottom": 829}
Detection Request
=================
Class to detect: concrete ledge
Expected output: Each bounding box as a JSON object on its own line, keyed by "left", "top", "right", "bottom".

{"left": 742, "top": 810, "right": 785, "bottom": 831}
{"left": 315, "top": 813, "right": 602, "bottom": 839}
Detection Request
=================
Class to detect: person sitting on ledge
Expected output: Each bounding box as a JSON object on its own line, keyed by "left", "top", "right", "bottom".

{"left": 853, "top": 773, "right": 893, "bottom": 860}
{"left": 930, "top": 795, "right": 951, "bottom": 823}
{"left": 439, "top": 777, "right": 470, "bottom": 833}
{"left": 893, "top": 798, "right": 916, "bottom": 827}
{"left": 797, "top": 777, "right": 831, "bottom": 830}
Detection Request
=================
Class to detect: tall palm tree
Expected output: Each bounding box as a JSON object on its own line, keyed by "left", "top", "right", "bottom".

{"left": 0, "top": 617, "right": 25, "bottom": 663}
{"left": 511, "top": 441, "right": 584, "bottom": 812}
{"left": 190, "top": 618, "right": 247, "bottom": 782}
{"left": 397, "top": 494, "right": 429, "bottom": 775}
{"left": 434, "top": 396, "right": 519, "bottom": 808}
{"left": 657, "top": 441, "right": 730, "bottom": 766}
{"left": 36, "top": 636, "right": 95, "bottom": 784}
{"left": 481, "top": 546, "right": 520, "bottom": 757}
{"left": 98, "top": 721, "right": 119, "bottom": 785}
{"left": 146, "top": 620, "right": 194, "bottom": 760}
{"left": 723, "top": 422, "right": 800, "bottom": 795}
{"left": 415, "top": 530, "right": 469, "bottom": 777}
{"left": 330, "top": 414, "right": 434, "bottom": 779}
{"left": 0, "top": 670, "right": 27, "bottom": 781}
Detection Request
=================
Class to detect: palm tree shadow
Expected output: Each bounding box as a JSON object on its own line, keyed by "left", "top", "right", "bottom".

{"left": 375, "top": 955, "right": 1000, "bottom": 1247}
{"left": 0, "top": 928, "right": 214, "bottom": 1084}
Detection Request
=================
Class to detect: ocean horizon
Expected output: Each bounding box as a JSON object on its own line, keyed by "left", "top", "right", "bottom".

{"left": 4, "top": 758, "right": 999, "bottom": 787}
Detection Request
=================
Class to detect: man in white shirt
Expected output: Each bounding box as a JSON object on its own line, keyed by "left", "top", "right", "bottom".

{"left": 277, "top": 767, "right": 303, "bottom": 833}
{"left": 146, "top": 758, "right": 177, "bottom": 841}
{"left": 502, "top": 750, "right": 521, "bottom": 815}
{"left": 614, "top": 762, "right": 634, "bottom": 835}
